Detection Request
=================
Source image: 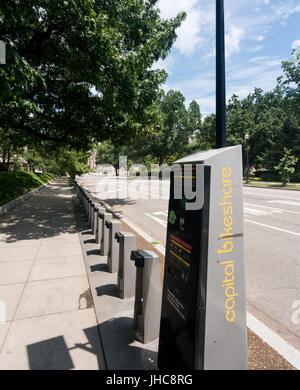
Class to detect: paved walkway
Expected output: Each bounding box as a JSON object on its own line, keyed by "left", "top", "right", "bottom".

{"left": 0, "top": 178, "right": 104, "bottom": 370}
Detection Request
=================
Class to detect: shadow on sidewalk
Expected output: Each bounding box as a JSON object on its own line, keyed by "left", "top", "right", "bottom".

{"left": 95, "top": 284, "right": 118, "bottom": 298}
{"left": 99, "top": 316, "right": 158, "bottom": 370}
{"left": 0, "top": 179, "right": 78, "bottom": 244}
{"left": 26, "top": 326, "right": 104, "bottom": 370}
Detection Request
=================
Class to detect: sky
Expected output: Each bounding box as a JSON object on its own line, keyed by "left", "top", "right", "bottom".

{"left": 153, "top": 0, "right": 300, "bottom": 116}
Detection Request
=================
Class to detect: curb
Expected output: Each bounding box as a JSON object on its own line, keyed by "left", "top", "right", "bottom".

{"left": 95, "top": 199, "right": 123, "bottom": 220}
{"left": 0, "top": 178, "right": 56, "bottom": 216}
{"left": 82, "top": 188, "right": 123, "bottom": 220}
{"left": 244, "top": 184, "right": 300, "bottom": 191}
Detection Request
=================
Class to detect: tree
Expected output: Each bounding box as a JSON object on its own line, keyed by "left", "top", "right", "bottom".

{"left": 20, "top": 142, "right": 89, "bottom": 178}
{"left": 51, "top": 148, "right": 89, "bottom": 179}
{"left": 24, "top": 148, "right": 45, "bottom": 172}
{"left": 0, "top": 127, "right": 29, "bottom": 171}
{"left": 0, "top": 0, "right": 185, "bottom": 149}
{"left": 187, "top": 100, "right": 202, "bottom": 135}
{"left": 282, "top": 49, "right": 300, "bottom": 89}
{"left": 226, "top": 78, "right": 299, "bottom": 174}
{"left": 194, "top": 114, "right": 215, "bottom": 151}
{"left": 274, "top": 148, "right": 298, "bottom": 186}
{"left": 96, "top": 141, "right": 132, "bottom": 173}
{"left": 133, "top": 90, "right": 193, "bottom": 166}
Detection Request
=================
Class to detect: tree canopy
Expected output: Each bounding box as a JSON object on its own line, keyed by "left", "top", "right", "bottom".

{"left": 0, "top": 0, "right": 185, "bottom": 149}
{"left": 1, "top": 1, "right": 299, "bottom": 184}
{"left": 94, "top": 51, "right": 299, "bottom": 182}
{"left": 130, "top": 90, "right": 199, "bottom": 165}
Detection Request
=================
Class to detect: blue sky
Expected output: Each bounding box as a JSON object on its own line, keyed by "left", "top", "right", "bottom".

{"left": 153, "top": 0, "right": 300, "bottom": 116}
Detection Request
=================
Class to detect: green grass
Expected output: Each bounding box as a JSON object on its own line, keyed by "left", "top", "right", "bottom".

{"left": 244, "top": 181, "right": 300, "bottom": 190}
{"left": 243, "top": 176, "right": 263, "bottom": 182}
{"left": 35, "top": 172, "right": 57, "bottom": 182}
{"left": 0, "top": 171, "right": 57, "bottom": 206}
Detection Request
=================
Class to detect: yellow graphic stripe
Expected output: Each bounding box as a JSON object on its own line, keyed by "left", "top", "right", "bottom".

{"left": 170, "top": 239, "right": 191, "bottom": 254}
{"left": 170, "top": 250, "right": 190, "bottom": 268}
{"left": 174, "top": 175, "right": 195, "bottom": 179}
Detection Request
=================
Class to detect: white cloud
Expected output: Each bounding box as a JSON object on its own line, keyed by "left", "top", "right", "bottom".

{"left": 272, "top": 2, "right": 300, "bottom": 19}
{"left": 225, "top": 25, "right": 245, "bottom": 57}
{"left": 166, "top": 75, "right": 214, "bottom": 94}
{"left": 173, "top": 10, "right": 203, "bottom": 55}
{"left": 248, "top": 45, "right": 264, "bottom": 53}
{"left": 227, "top": 68, "right": 282, "bottom": 100}
{"left": 158, "top": 0, "right": 300, "bottom": 59}
{"left": 157, "top": 0, "right": 300, "bottom": 57}
{"left": 292, "top": 40, "right": 300, "bottom": 49}
{"left": 250, "top": 56, "right": 269, "bottom": 63}
{"left": 151, "top": 55, "right": 175, "bottom": 74}
{"left": 156, "top": 0, "right": 299, "bottom": 114}
{"left": 264, "top": 59, "right": 283, "bottom": 67}
{"left": 227, "top": 57, "right": 284, "bottom": 101}
{"left": 157, "top": 0, "right": 198, "bottom": 19}
{"left": 157, "top": 0, "right": 214, "bottom": 55}
{"left": 250, "top": 56, "right": 282, "bottom": 67}
{"left": 194, "top": 96, "right": 215, "bottom": 116}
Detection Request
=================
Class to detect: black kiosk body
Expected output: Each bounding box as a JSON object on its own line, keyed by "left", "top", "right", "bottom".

{"left": 158, "top": 146, "right": 247, "bottom": 370}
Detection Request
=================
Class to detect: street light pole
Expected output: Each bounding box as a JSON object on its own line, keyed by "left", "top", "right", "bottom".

{"left": 245, "top": 133, "right": 250, "bottom": 184}
{"left": 216, "top": 0, "right": 226, "bottom": 149}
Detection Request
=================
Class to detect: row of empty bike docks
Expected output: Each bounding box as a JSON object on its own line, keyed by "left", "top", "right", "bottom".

{"left": 75, "top": 181, "right": 162, "bottom": 349}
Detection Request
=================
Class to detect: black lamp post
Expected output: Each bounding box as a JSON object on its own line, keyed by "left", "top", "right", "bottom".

{"left": 216, "top": 0, "right": 226, "bottom": 149}
{"left": 245, "top": 133, "right": 250, "bottom": 184}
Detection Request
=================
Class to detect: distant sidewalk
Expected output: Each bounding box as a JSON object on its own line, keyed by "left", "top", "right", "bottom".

{"left": 0, "top": 177, "right": 104, "bottom": 370}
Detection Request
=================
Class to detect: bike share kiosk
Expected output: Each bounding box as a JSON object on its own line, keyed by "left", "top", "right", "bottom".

{"left": 115, "top": 232, "right": 136, "bottom": 299}
{"left": 130, "top": 250, "right": 162, "bottom": 344}
{"left": 95, "top": 207, "right": 105, "bottom": 244}
{"left": 92, "top": 203, "right": 101, "bottom": 235}
{"left": 100, "top": 213, "right": 113, "bottom": 256}
{"left": 158, "top": 145, "right": 247, "bottom": 370}
{"left": 106, "top": 220, "right": 122, "bottom": 273}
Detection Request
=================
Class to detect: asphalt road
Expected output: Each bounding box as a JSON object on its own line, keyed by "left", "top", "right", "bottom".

{"left": 79, "top": 174, "right": 300, "bottom": 343}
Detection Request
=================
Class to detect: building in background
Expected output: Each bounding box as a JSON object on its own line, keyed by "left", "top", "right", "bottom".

{"left": 88, "top": 150, "right": 97, "bottom": 171}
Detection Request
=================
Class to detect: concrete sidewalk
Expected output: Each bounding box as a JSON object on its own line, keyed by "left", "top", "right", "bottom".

{"left": 0, "top": 178, "right": 104, "bottom": 370}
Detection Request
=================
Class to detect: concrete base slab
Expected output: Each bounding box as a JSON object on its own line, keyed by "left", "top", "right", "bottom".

{"left": 15, "top": 276, "right": 90, "bottom": 320}
{"left": 0, "top": 239, "right": 41, "bottom": 248}
{"left": 0, "top": 309, "right": 103, "bottom": 370}
{"left": 0, "top": 260, "right": 33, "bottom": 285}
{"left": 0, "top": 323, "right": 10, "bottom": 350}
{"left": 74, "top": 198, "right": 158, "bottom": 370}
{"left": 0, "top": 246, "right": 39, "bottom": 263}
{"left": 0, "top": 284, "right": 24, "bottom": 321}
{"left": 29, "top": 255, "right": 86, "bottom": 281}
{"left": 37, "top": 241, "right": 82, "bottom": 259}
{"left": 42, "top": 234, "right": 79, "bottom": 244}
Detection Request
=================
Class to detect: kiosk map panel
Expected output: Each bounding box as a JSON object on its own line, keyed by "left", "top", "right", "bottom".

{"left": 158, "top": 164, "right": 210, "bottom": 369}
